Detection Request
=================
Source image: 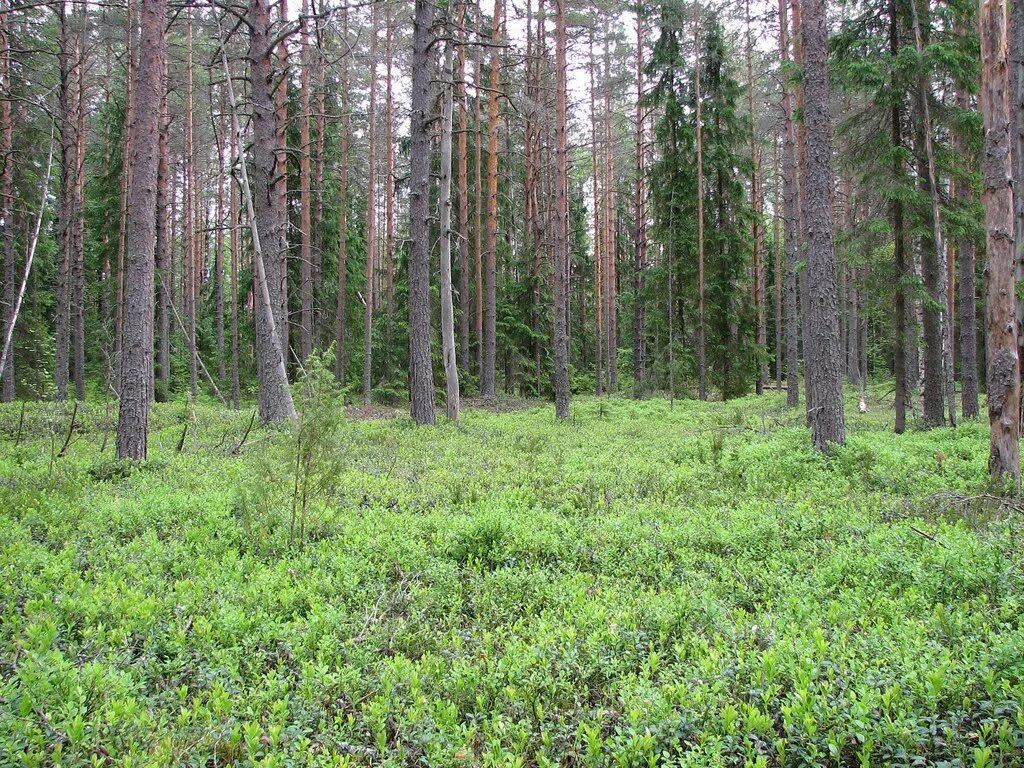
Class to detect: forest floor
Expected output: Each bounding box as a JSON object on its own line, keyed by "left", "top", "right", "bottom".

{"left": 1, "top": 387, "right": 1023, "bottom": 766}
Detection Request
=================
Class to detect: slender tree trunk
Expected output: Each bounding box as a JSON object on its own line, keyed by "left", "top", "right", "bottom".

{"left": 890, "top": 0, "right": 908, "bottom": 433}
{"left": 155, "top": 62, "right": 170, "bottom": 391}
{"left": 54, "top": 1, "right": 77, "bottom": 401}
{"left": 408, "top": 0, "right": 437, "bottom": 424}
{"left": 481, "top": 0, "right": 503, "bottom": 398}
{"left": 384, "top": 6, "right": 395, "bottom": 351}
{"left": 457, "top": 7, "right": 471, "bottom": 375}
{"left": 116, "top": 0, "right": 164, "bottom": 459}
{"left": 0, "top": 0, "right": 14, "bottom": 402}
{"left": 981, "top": 0, "right": 1021, "bottom": 484}
{"left": 780, "top": 0, "right": 800, "bottom": 406}
{"left": 773, "top": 133, "right": 783, "bottom": 390}
{"left": 955, "top": 75, "right": 979, "bottom": 419}
{"left": 71, "top": 0, "right": 85, "bottom": 401}
{"left": 215, "top": 91, "right": 227, "bottom": 385}
{"left": 552, "top": 0, "right": 570, "bottom": 418}
{"left": 363, "top": 3, "right": 378, "bottom": 405}
{"left": 230, "top": 126, "right": 240, "bottom": 409}
{"left": 802, "top": 0, "right": 845, "bottom": 450}
{"left": 1011, "top": 0, "right": 1024, "bottom": 420}
{"left": 439, "top": 40, "right": 460, "bottom": 420}
{"left": 474, "top": 31, "right": 484, "bottom": 379}
{"left": 694, "top": 5, "right": 707, "bottom": 400}
{"left": 312, "top": 2, "right": 326, "bottom": 346}
{"left": 274, "top": 0, "right": 290, "bottom": 359}
{"left": 298, "top": 0, "right": 314, "bottom": 362}
{"left": 603, "top": 19, "right": 617, "bottom": 393}
{"left": 633, "top": 9, "right": 647, "bottom": 393}
{"left": 746, "top": 0, "right": 766, "bottom": 395}
{"left": 589, "top": 26, "right": 603, "bottom": 397}
{"left": 335, "top": 4, "right": 351, "bottom": 385}
{"left": 184, "top": 14, "right": 198, "bottom": 398}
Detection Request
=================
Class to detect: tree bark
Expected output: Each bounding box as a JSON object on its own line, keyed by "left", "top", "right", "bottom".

{"left": 0, "top": 0, "right": 14, "bottom": 402}
{"left": 802, "top": 0, "right": 845, "bottom": 450}
{"left": 954, "top": 75, "right": 979, "bottom": 419}
{"left": 890, "top": 0, "right": 908, "bottom": 433}
{"left": 481, "top": 0, "right": 503, "bottom": 399}
{"left": 298, "top": 0, "right": 314, "bottom": 362}
{"left": 116, "top": 0, "right": 164, "bottom": 459}
{"left": 694, "top": 5, "right": 707, "bottom": 401}
{"left": 335, "top": 3, "right": 350, "bottom": 385}
{"left": 408, "top": 0, "right": 437, "bottom": 425}
{"left": 779, "top": 0, "right": 800, "bottom": 407}
{"left": 247, "top": 0, "right": 296, "bottom": 422}
{"left": 633, "top": 9, "right": 647, "bottom": 393}
{"left": 457, "top": 6, "right": 471, "bottom": 375}
{"left": 981, "top": 0, "right": 1021, "bottom": 484}
{"left": 552, "top": 0, "right": 570, "bottom": 418}
{"left": 362, "top": 2, "right": 378, "bottom": 406}
{"left": 155, "top": 61, "right": 170, "bottom": 391}
{"left": 439, "top": 39, "right": 460, "bottom": 421}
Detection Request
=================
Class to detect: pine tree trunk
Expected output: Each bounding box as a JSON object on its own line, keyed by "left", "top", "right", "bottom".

{"left": 890, "top": 0, "right": 908, "bottom": 434}
{"left": 184, "top": 14, "right": 198, "bottom": 398}
{"left": 335, "top": 4, "right": 350, "bottom": 385}
{"left": 230, "top": 128, "right": 241, "bottom": 409}
{"left": 116, "top": 0, "right": 164, "bottom": 459}
{"left": 633, "top": 10, "right": 647, "bottom": 393}
{"left": 55, "top": 1, "right": 77, "bottom": 401}
{"left": 0, "top": 0, "right": 14, "bottom": 402}
{"left": 603, "top": 21, "right": 617, "bottom": 393}
{"left": 362, "top": 3, "right": 378, "bottom": 406}
{"left": 746, "top": 0, "right": 766, "bottom": 395}
{"left": 552, "top": 0, "right": 570, "bottom": 418}
{"left": 247, "top": 0, "right": 296, "bottom": 422}
{"left": 589, "top": 26, "right": 602, "bottom": 397}
{"left": 298, "top": 0, "right": 314, "bottom": 363}
{"left": 408, "top": 0, "right": 437, "bottom": 424}
{"left": 981, "top": 0, "right": 1021, "bottom": 484}
{"left": 155, "top": 63, "right": 170, "bottom": 390}
{"left": 802, "top": 0, "right": 845, "bottom": 450}
{"left": 474, "top": 31, "right": 484, "bottom": 379}
{"left": 439, "top": 40, "right": 460, "bottom": 420}
{"left": 694, "top": 5, "right": 707, "bottom": 400}
{"left": 779, "top": 0, "right": 800, "bottom": 407}
{"left": 71, "top": 0, "right": 86, "bottom": 401}
{"left": 457, "top": 8, "right": 471, "bottom": 375}
{"left": 274, "top": 0, "right": 290, "bottom": 360}
{"left": 954, "top": 74, "right": 979, "bottom": 419}
{"left": 772, "top": 133, "right": 783, "bottom": 390}
{"left": 481, "top": 0, "right": 502, "bottom": 399}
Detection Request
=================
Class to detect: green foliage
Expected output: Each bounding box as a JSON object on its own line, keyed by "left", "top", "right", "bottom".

{"left": 1, "top": 390, "right": 1022, "bottom": 766}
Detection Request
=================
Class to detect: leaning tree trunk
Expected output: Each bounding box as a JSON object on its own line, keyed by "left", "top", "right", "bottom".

{"left": 439, "top": 40, "right": 460, "bottom": 421}
{"left": 552, "top": 0, "right": 570, "bottom": 418}
{"left": 116, "top": 0, "right": 165, "bottom": 459}
{"left": 980, "top": 0, "right": 1021, "bottom": 485}
{"left": 802, "top": 0, "right": 845, "bottom": 451}
{"left": 408, "top": 0, "right": 437, "bottom": 425}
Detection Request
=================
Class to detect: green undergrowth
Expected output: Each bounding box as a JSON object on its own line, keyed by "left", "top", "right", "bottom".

{"left": 1, "top": 386, "right": 1022, "bottom": 767}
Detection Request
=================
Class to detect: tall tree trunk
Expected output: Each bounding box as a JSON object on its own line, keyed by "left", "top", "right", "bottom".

{"left": 0, "top": 0, "right": 14, "bottom": 402}
{"left": 773, "top": 133, "right": 783, "bottom": 390}
{"left": 230, "top": 124, "right": 240, "bottom": 409}
{"left": 184, "top": 14, "right": 198, "bottom": 398}
{"left": 215, "top": 96, "right": 227, "bottom": 385}
{"left": 474, "top": 29, "right": 484, "bottom": 379}
{"left": 113, "top": 0, "right": 135, "bottom": 396}
{"left": 780, "top": 0, "right": 800, "bottom": 406}
{"left": 71, "top": 0, "right": 85, "bottom": 401}
{"left": 981, "top": 0, "right": 1021, "bottom": 484}
{"left": 247, "top": 0, "right": 297, "bottom": 422}
{"left": 155, "top": 62, "right": 170, "bottom": 391}
{"left": 1011, "top": 0, "right": 1024, "bottom": 422}
{"left": 54, "top": 1, "right": 78, "bottom": 401}
{"left": 457, "top": 6, "right": 471, "bottom": 375}
{"left": 439, "top": 39, "right": 460, "bottom": 420}
{"left": 335, "top": 4, "right": 351, "bottom": 385}
{"left": 481, "top": 0, "right": 502, "bottom": 398}
{"left": 589, "top": 26, "right": 603, "bottom": 397}
{"left": 298, "top": 0, "right": 314, "bottom": 362}
{"left": 954, "top": 73, "right": 979, "bottom": 419}
{"left": 408, "top": 0, "right": 437, "bottom": 424}
{"left": 384, "top": 6, "right": 395, "bottom": 348}
{"left": 552, "top": 0, "right": 570, "bottom": 418}
{"left": 603, "top": 19, "right": 617, "bottom": 393}
{"left": 802, "top": 0, "right": 845, "bottom": 450}
{"left": 116, "top": 0, "right": 164, "bottom": 459}
{"left": 746, "top": 0, "right": 766, "bottom": 395}
{"left": 633, "top": 9, "right": 647, "bottom": 393}
{"left": 274, "top": 0, "right": 290, "bottom": 359}
{"left": 694, "top": 5, "right": 707, "bottom": 400}
{"left": 312, "top": 2, "right": 326, "bottom": 346}
{"left": 362, "top": 3, "right": 378, "bottom": 405}
{"left": 889, "top": 0, "right": 908, "bottom": 433}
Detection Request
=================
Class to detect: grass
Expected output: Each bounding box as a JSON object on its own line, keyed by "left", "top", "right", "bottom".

{"left": 1, "top": 386, "right": 1022, "bottom": 767}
